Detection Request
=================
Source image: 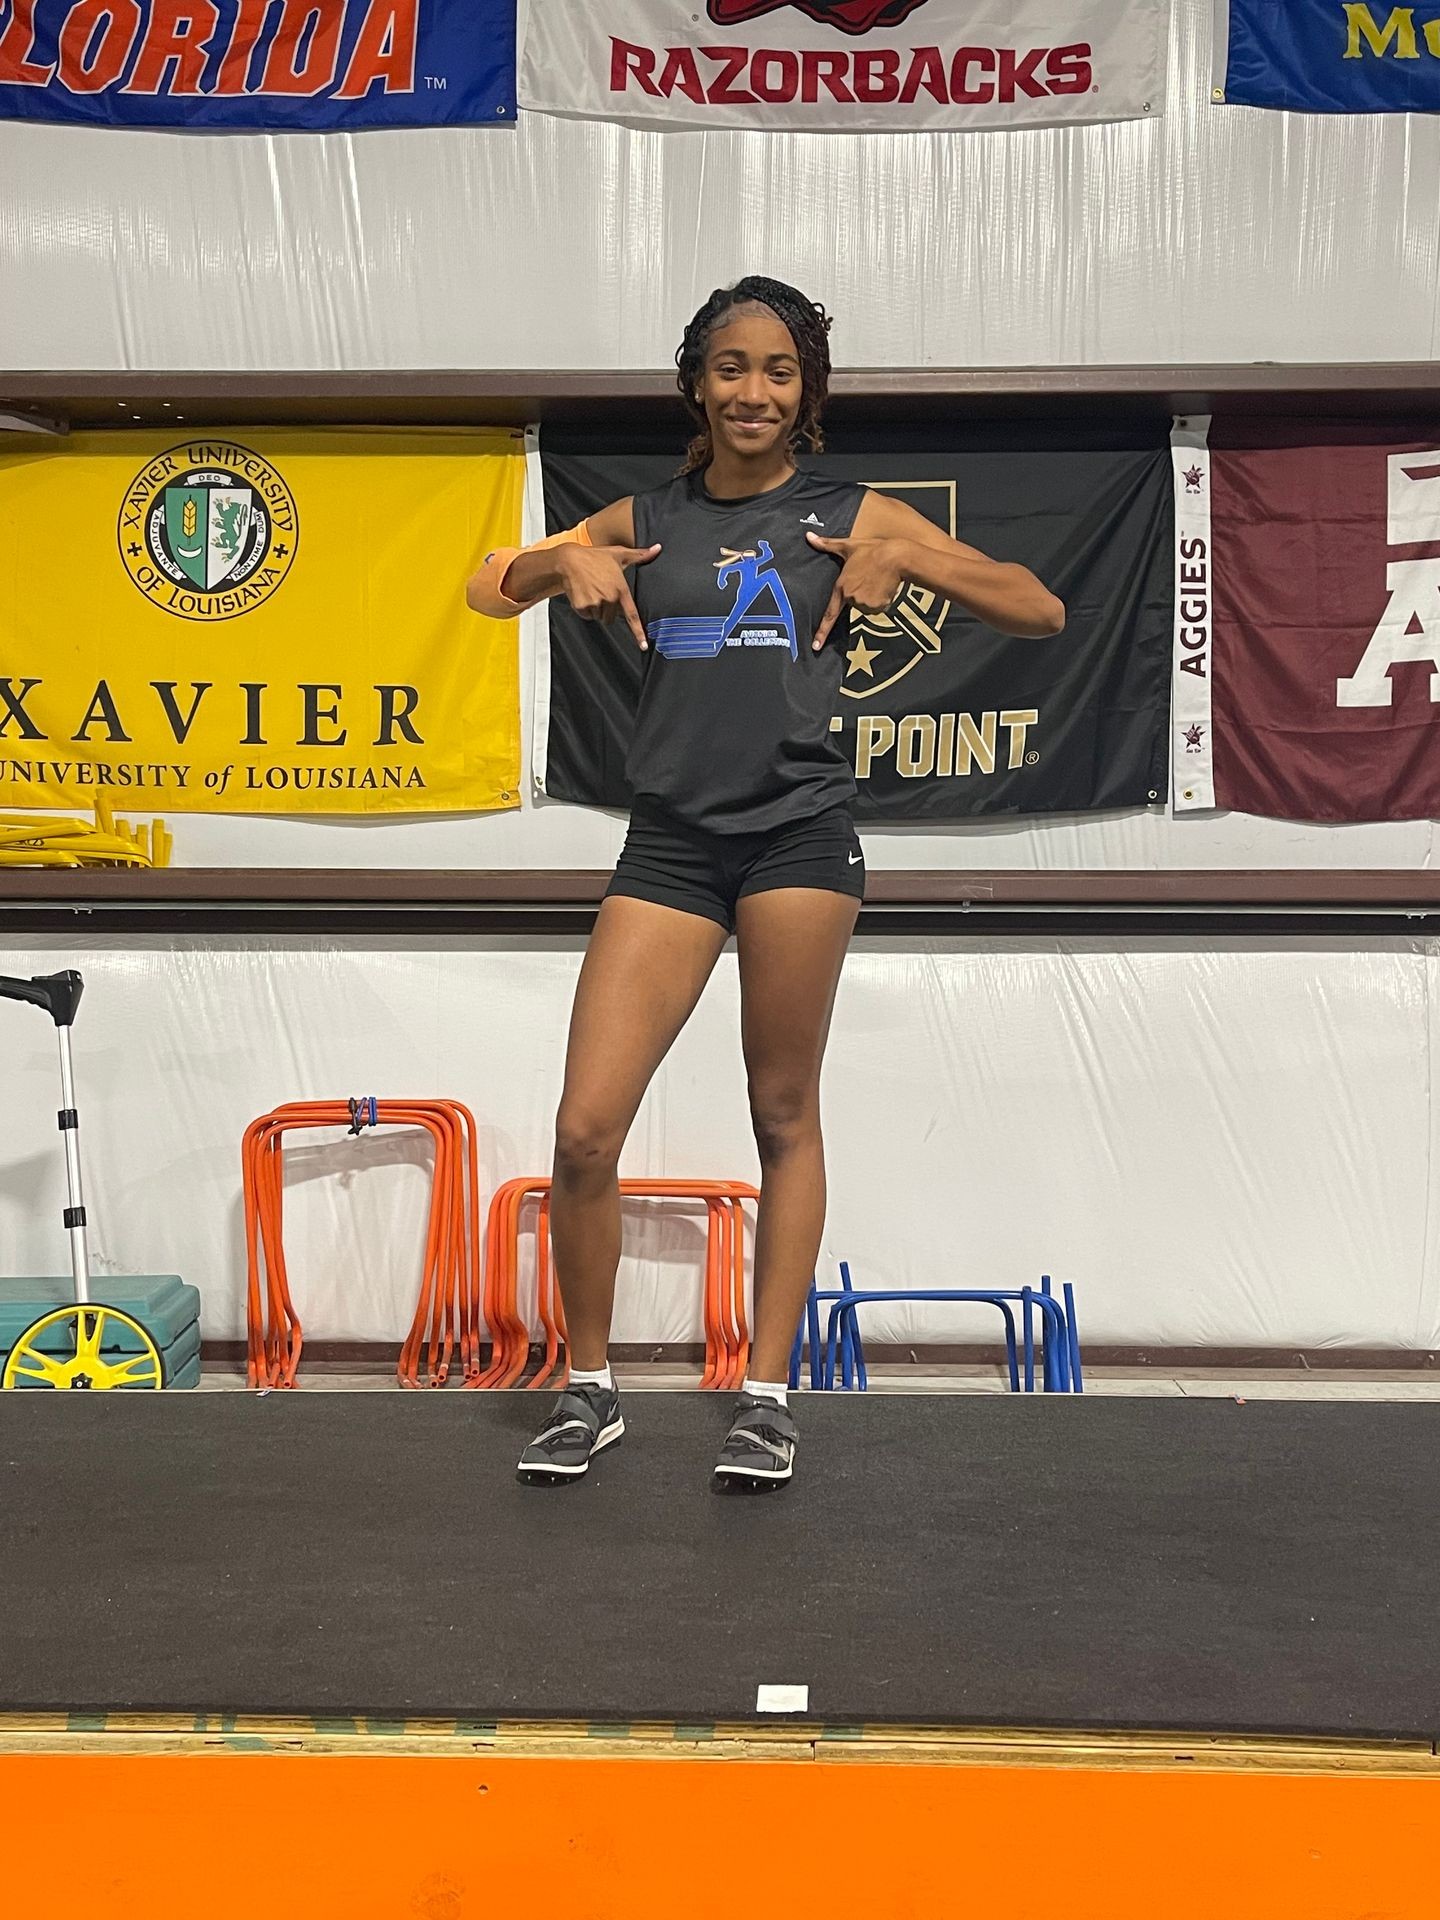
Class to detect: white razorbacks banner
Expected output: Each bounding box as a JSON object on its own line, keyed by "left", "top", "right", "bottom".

{"left": 521, "top": 0, "right": 1169, "bottom": 133}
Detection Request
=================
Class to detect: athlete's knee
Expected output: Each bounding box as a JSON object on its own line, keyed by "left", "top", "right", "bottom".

{"left": 748, "top": 1081, "right": 820, "bottom": 1164}
{"left": 553, "top": 1104, "right": 624, "bottom": 1184}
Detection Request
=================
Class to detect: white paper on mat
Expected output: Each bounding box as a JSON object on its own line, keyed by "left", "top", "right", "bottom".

{"left": 756, "top": 1685, "right": 810, "bottom": 1714}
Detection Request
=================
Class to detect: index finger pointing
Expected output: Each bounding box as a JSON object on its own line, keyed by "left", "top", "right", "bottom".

{"left": 812, "top": 579, "right": 846, "bottom": 653}
{"left": 618, "top": 582, "right": 649, "bottom": 652}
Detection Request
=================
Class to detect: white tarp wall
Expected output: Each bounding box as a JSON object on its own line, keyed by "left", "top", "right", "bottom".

{"left": 4, "top": 0, "right": 1438, "bottom": 374}
{"left": 1, "top": 933, "right": 1437, "bottom": 1353}
{"left": 3, "top": 0, "right": 1440, "bottom": 1352}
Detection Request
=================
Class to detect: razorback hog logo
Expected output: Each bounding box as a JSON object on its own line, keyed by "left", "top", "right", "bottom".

{"left": 709, "top": 0, "right": 930, "bottom": 30}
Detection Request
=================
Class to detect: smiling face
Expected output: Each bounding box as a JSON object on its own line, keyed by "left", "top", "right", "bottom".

{"left": 694, "top": 304, "right": 804, "bottom": 468}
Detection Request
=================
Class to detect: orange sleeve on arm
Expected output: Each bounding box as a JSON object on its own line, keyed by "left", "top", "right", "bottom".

{"left": 467, "top": 521, "right": 594, "bottom": 619}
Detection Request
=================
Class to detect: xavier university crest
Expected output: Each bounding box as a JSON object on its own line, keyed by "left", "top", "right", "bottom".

{"left": 118, "top": 441, "right": 298, "bottom": 621}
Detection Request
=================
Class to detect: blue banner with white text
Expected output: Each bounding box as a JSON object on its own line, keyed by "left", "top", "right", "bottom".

{"left": 1218, "top": 2, "right": 1440, "bottom": 113}
{"left": 0, "top": 0, "right": 515, "bottom": 130}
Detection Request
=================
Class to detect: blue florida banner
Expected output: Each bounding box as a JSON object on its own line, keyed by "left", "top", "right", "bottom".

{"left": 1216, "top": 2, "right": 1440, "bottom": 113}
{"left": 0, "top": 0, "right": 515, "bottom": 130}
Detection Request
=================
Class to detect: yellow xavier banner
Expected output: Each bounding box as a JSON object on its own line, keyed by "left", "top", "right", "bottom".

{"left": 0, "top": 428, "right": 525, "bottom": 815}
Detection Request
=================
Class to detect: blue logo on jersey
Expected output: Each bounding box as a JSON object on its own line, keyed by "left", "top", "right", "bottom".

{"left": 649, "top": 541, "right": 798, "bottom": 661}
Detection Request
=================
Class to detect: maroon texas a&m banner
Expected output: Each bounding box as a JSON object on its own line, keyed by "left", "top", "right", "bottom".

{"left": 1173, "top": 419, "right": 1440, "bottom": 821}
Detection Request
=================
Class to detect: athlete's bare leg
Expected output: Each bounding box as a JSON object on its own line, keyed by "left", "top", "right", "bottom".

{"left": 550, "top": 896, "right": 727, "bottom": 1370}
{"left": 734, "top": 887, "right": 860, "bottom": 1383}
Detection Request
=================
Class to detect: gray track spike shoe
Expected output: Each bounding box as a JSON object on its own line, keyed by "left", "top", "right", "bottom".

{"left": 516, "top": 1381, "right": 625, "bottom": 1486}
{"left": 712, "top": 1392, "right": 797, "bottom": 1494}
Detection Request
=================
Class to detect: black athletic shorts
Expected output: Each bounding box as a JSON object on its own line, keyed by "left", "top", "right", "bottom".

{"left": 606, "top": 800, "right": 866, "bottom": 933}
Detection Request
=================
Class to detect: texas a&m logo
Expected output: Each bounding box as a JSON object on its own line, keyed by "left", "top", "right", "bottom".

{"left": 1336, "top": 450, "right": 1440, "bottom": 708}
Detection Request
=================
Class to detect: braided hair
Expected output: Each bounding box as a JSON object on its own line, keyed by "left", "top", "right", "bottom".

{"left": 674, "top": 276, "right": 834, "bottom": 476}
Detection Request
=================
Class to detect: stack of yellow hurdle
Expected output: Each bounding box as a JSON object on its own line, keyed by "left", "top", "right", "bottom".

{"left": 0, "top": 796, "right": 172, "bottom": 869}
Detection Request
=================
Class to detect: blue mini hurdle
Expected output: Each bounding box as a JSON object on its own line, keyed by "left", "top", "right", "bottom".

{"left": 789, "top": 1264, "right": 1083, "bottom": 1394}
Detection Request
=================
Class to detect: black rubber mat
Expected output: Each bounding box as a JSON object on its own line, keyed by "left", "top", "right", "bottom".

{"left": 1, "top": 1392, "right": 1436, "bottom": 1738}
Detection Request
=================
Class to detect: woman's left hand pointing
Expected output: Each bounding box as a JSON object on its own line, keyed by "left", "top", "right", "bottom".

{"left": 807, "top": 531, "right": 908, "bottom": 651}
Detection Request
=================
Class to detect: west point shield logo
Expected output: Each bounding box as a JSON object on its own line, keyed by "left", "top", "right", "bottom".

{"left": 840, "top": 478, "right": 954, "bottom": 699}
{"left": 118, "top": 441, "right": 298, "bottom": 622}
{"left": 708, "top": 0, "right": 931, "bottom": 29}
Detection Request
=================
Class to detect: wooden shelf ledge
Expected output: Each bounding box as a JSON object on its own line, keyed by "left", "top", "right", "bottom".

{"left": 4, "top": 363, "right": 1440, "bottom": 432}
{"left": 3, "top": 869, "right": 1440, "bottom": 909}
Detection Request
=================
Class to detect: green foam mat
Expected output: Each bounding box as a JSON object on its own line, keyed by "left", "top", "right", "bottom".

{"left": 152, "top": 1319, "right": 201, "bottom": 1384}
{"left": 0, "top": 1275, "right": 199, "bottom": 1352}
{"left": 1, "top": 1295, "right": 201, "bottom": 1390}
{"left": 164, "top": 1352, "right": 201, "bottom": 1391}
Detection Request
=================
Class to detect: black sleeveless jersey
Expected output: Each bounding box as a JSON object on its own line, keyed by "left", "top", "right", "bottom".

{"left": 627, "top": 468, "right": 867, "bottom": 834}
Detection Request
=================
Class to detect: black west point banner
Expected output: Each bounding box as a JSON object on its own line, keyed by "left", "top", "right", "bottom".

{"left": 538, "top": 424, "right": 1172, "bottom": 820}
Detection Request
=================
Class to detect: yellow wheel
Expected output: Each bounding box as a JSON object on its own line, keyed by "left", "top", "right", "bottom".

{"left": 2, "top": 1305, "right": 164, "bottom": 1390}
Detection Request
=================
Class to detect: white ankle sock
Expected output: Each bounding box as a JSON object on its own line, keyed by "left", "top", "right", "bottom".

{"left": 569, "top": 1364, "right": 614, "bottom": 1392}
{"left": 742, "top": 1378, "right": 788, "bottom": 1407}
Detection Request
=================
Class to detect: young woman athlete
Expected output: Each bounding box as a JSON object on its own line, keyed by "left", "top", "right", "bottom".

{"left": 468, "top": 275, "right": 1064, "bottom": 1493}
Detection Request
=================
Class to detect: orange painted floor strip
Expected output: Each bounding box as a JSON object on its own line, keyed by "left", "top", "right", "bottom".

{"left": 5, "top": 1751, "right": 1439, "bottom": 1918}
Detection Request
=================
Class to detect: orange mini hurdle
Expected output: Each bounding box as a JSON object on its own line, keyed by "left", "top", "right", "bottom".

{"left": 243, "top": 1099, "right": 483, "bottom": 1390}
{"left": 483, "top": 1177, "right": 759, "bottom": 1390}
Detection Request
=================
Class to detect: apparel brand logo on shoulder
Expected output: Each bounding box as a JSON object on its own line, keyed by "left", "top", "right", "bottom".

{"left": 649, "top": 542, "right": 798, "bottom": 660}
{"left": 117, "top": 440, "right": 299, "bottom": 622}
{"left": 0, "top": 0, "right": 420, "bottom": 101}
{"left": 801, "top": 512, "right": 824, "bottom": 526}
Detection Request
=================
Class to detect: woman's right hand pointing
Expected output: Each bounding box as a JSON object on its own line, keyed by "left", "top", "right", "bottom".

{"left": 558, "top": 544, "right": 662, "bottom": 651}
